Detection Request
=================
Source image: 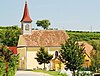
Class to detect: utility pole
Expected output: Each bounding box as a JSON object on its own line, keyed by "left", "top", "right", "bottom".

{"left": 91, "top": 25, "right": 92, "bottom": 32}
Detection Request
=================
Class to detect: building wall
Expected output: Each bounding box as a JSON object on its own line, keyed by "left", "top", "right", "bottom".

{"left": 17, "top": 47, "right": 26, "bottom": 70}
{"left": 83, "top": 54, "right": 91, "bottom": 67}
{"left": 17, "top": 46, "right": 62, "bottom": 70}
{"left": 27, "top": 50, "right": 39, "bottom": 69}
{"left": 51, "top": 59, "right": 65, "bottom": 71}
{"left": 17, "top": 46, "right": 92, "bottom": 70}
{"left": 26, "top": 47, "right": 61, "bottom": 70}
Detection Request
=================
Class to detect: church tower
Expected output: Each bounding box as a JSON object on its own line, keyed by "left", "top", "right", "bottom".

{"left": 21, "top": 1, "right": 32, "bottom": 35}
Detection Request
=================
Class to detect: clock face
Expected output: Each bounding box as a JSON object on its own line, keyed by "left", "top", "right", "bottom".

{"left": 25, "top": 24, "right": 29, "bottom": 31}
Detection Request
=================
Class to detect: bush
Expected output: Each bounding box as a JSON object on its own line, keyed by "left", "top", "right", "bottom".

{"left": 0, "top": 57, "right": 6, "bottom": 76}
{"left": 79, "top": 72, "right": 92, "bottom": 76}
{"left": 75, "top": 71, "right": 92, "bottom": 76}
{"left": 7, "top": 54, "right": 19, "bottom": 76}
{"left": 0, "top": 45, "right": 19, "bottom": 76}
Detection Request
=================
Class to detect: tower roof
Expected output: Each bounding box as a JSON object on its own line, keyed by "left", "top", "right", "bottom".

{"left": 21, "top": 1, "right": 32, "bottom": 22}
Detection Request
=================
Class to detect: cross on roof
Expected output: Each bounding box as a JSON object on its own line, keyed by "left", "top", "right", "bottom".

{"left": 25, "top": 0, "right": 28, "bottom": 4}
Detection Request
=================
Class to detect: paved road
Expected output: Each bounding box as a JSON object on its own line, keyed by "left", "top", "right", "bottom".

{"left": 15, "top": 71, "right": 52, "bottom": 76}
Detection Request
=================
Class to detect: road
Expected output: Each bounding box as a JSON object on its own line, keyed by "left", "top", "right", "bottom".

{"left": 15, "top": 71, "right": 52, "bottom": 76}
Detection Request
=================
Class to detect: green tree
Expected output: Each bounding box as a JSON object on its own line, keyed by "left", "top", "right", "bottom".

{"left": 36, "top": 20, "right": 51, "bottom": 29}
{"left": 89, "top": 40, "right": 100, "bottom": 51}
{"left": 59, "top": 38, "right": 85, "bottom": 76}
{"left": 0, "top": 57, "right": 6, "bottom": 76}
{"left": 0, "top": 26, "right": 21, "bottom": 46}
{"left": 35, "top": 47, "right": 53, "bottom": 69}
{"left": 0, "top": 44, "right": 19, "bottom": 76}
{"left": 91, "top": 51, "right": 100, "bottom": 73}
{"left": 88, "top": 40, "right": 100, "bottom": 72}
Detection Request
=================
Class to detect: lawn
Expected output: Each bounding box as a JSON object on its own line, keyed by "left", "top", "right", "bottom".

{"left": 33, "top": 70, "right": 66, "bottom": 76}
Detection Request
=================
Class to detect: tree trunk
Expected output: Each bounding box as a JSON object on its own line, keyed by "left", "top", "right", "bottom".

{"left": 6, "top": 62, "right": 8, "bottom": 75}
{"left": 44, "top": 63, "right": 46, "bottom": 70}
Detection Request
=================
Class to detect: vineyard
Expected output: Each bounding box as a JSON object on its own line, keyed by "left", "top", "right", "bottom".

{"left": 66, "top": 30, "right": 100, "bottom": 41}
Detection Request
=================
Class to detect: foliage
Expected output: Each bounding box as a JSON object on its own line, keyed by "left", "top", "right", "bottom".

{"left": 88, "top": 40, "right": 100, "bottom": 51}
{"left": 0, "top": 44, "right": 19, "bottom": 76}
{"left": 0, "top": 26, "right": 21, "bottom": 46}
{"left": 66, "top": 30, "right": 100, "bottom": 41}
{"left": 35, "top": 47, "right": 53, "bottom": 69}
{"left": 88, "top": 40, "right": 100, "bottom": 73}
{"left": 66, "top": 30, "right": 100, "bottom": 73}
{"left": 48, "top": 28, "right": 58, "bottom": 30}
{"left": 0, "top": 57, "right": 6, "bottom": 76}
{"left": 59, "top": 37, "right": 85, "bottom": 76}
{"left": 66, "top": 31, "right": 100, "bottom": 51}
{"left": 36, "top": 20, "right": 51, "bottom": 29}
{"left": 0, "top": 25, "right": 19, "bottom": 29}
{"left": 75, "top": 72, "right": 92, "bottom": 76}
{"left": 7, "top": 54, "right": 19, "bottom": 76}
{"left": 90, "top": 51, "right": 100, "bottom": 73}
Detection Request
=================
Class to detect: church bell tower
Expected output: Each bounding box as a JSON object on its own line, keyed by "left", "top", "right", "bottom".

{"left": 20, "top": 1, "right": 32, "bottom": 35}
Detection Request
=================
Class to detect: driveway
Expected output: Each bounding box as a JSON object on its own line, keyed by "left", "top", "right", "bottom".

{"left": 15, "top": 71, "right": 52, "bottom": 76}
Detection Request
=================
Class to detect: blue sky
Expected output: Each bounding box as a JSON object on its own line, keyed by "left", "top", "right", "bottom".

{"left": 0, "top": 0, "right": 100, "bottom": 31}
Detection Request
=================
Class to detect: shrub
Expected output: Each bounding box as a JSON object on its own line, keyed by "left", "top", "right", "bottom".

{"left": 0, "top": 45, "right": 19, "bottom": 76}
{"left": 0, "top": 57, "right": 6, "bottom": 76}
{"left": 7, "top": 54, "right": 19, "bottom": 76}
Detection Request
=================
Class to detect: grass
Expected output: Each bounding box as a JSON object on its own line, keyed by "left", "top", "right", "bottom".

{"left": 33, "top": 70, "right": 66, "bottom": 76}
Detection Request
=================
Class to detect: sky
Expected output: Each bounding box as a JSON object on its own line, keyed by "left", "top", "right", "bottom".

{"left": 0, "top": 0, "right": 100, "bottom": 31}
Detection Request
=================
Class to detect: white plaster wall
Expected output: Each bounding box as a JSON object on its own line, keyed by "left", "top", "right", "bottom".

{"left": 27, "top": 51, "right": 48, "bottom": 70}
{"left": 27, "top": 51, "right": 37, "bottom": 69}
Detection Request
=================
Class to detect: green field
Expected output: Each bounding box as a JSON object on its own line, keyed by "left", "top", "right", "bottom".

{"left": 66, "top": 30, "right": 100, "bottom": 41}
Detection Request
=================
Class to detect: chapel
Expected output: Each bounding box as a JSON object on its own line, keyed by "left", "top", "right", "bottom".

{"left": 17, "top": 1, "right": 69, "bottom": 70}
{"left": 17, "top": 1, "right": 93, "bottom": 71}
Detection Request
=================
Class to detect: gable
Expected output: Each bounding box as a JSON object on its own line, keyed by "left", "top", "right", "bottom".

{"left": 79, "top": 41, "right": 93, "bottom": 58}
{"left": 18, "top": 35, "right": 27, "bottom": 47}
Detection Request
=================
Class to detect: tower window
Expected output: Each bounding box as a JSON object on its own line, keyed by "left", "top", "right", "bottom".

{"left": 25, "top": 24, "right": 29, "bottom": 31}
{"left": 55, "top": 51, "right": 58, "bottom": 58}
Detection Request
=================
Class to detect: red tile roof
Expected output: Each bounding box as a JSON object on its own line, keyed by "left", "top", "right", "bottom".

{"left": 78, "top": 41, "right": 93, "bottom": 57}
{"left": 21, "top": 1, "right": 32, "bottom": 22}
{"left": 9, "top": 47, "right": 17, "bottom": 54}
{"left": 21, "top": 30, "right": 69, "bottom": 47}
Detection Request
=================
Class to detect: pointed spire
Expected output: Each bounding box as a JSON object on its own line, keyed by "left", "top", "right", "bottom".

{"left": 21, "top": 0, "right": 32, "bottom": 22}
{"left": 25, "top": 0, "right": 27, "bottom": 4}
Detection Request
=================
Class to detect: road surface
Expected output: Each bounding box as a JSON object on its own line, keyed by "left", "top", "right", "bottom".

{"left": 15, "top": 71, "right": 51, "bottom": 76}
{"left": 15, "top": 71, "right": 52, "bottom": 76}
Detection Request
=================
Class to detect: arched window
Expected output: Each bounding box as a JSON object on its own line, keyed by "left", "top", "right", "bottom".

{"left": 25, "top": 24, "right": 29, "bottom": 31}
{"left": 55, "top": 51, "right": 58, "bottom": 58}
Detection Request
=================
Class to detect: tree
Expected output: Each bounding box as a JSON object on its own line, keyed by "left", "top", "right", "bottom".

{"left": 36, "top": 20, "right": 51, "bottom": 29}
{"left": 0, "top": 44, "right": 19, "bottom": 76}
{"left": 0, "top": 56, "right": 6, "bottom": 76}
{"left": 90, "top": 40, "right": 100, "bottom": 72}
{"left": 0, "top": 26, "right": 21, "bottom": 46}
{"left": 35, "top": 47, "right": 53, "bottom": 69}
{"left": 91, "top": 51, "right": 100, "bottom": 73}
{"left": 59, "top": 38, "right": 85, "bottom": 76}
